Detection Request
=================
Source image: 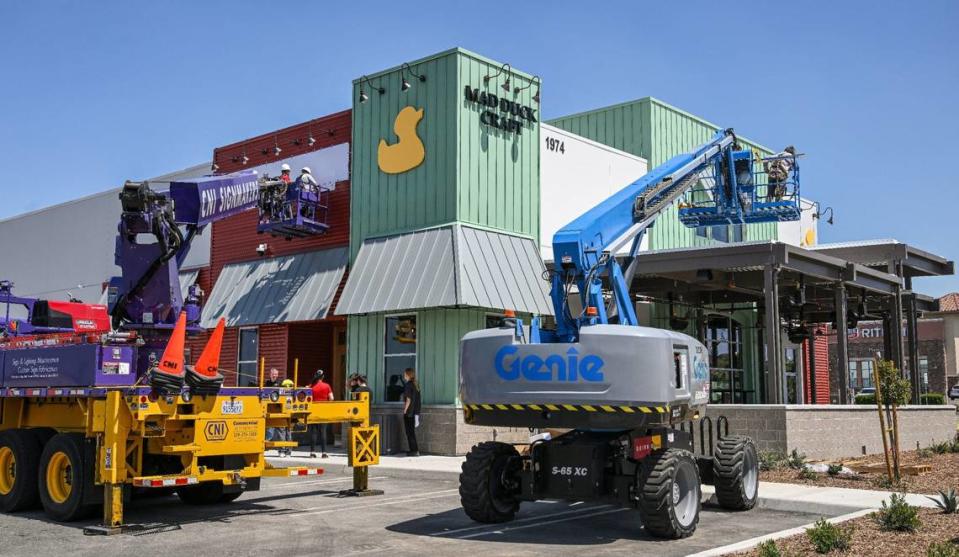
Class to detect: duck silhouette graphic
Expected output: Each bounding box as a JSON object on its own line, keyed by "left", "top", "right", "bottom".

{"left": 378, "top": 106, "right": 425, "bottom": 174}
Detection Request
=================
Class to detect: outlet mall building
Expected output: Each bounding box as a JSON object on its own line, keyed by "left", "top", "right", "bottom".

{"left": 2, "top": 48, "right": 953, "bottom": 455}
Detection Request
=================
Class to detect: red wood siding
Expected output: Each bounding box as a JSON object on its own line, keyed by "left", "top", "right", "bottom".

{"left": 212, "top": 110, "right": 351, "bottom": 174}
{"left": 287, "top": 323, "right": 333, "bottom": 389}
{"left": 220, "top": 327, "right": 239, "bottom": 386}
{"left": 258, "top": 324, "right": 289, "bottom": 380}
{"left": 804, "top": 328, "right": 830, "bottom": 404}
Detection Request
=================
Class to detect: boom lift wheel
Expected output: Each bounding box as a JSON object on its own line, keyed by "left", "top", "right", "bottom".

{"left": 637, "top": 448, "right": 701, "bottom": 539}
{"left": 712, "top": 435, "right": 759, "bottom": 510}
{"left": 459, "top": 441, "right": 521, "bottom": 523}
{"left": 0, "top": 429, "right": 44, "bottom": 512}
{"left": 38, "top": 433, "right": 97, "bottom": 521}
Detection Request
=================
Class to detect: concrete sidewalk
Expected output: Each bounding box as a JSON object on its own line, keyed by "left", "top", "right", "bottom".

{"left": 267, "top": 448, "right": 939, "bottom": 516}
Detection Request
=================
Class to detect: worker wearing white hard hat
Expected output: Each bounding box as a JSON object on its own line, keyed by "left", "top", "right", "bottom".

{"left": 279, "top": 163, "right": 292, "bottom": 184}
{"left": 296, "top": 166, "right": 318, "bottom": 193}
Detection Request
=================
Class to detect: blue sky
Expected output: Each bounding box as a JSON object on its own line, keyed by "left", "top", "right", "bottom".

{"left": 1, "top": 1, "right": 956, "bottom": 295}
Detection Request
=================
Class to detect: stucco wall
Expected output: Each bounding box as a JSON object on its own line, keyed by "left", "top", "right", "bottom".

{"left": 704, "top": 404, "right": 956, "bottom": 460}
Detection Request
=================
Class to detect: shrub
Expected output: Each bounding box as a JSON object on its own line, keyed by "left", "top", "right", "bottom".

{"left": 920, "top": 393, "right": 946, "bottom": 405}
{"left": 855, "top": 393, "right": 876, "bottom": 405}
{"left": 931, "top": 441, "right": 953, "bottom": 455}
{"left": 827, "top": 464, "right": 844, "bottom": 476}
{"left": 760, "top": 450, "right": 788, "bottom": 471}
{"left": 799, "top": 467, "right": 819, "bottom": 480}
{"left": 927, "top": 488, "right": 958, "bottom": 514}
{"left": 927, "top": 542, "right": 959, "bottom": 557}
{"left": 917, "top": 447, "right": 933, "bottom": 459}
{"left": 787, "top": 449, "right": 807, "bottom": 470}
{"left": 806, "top": 518, "right": 852, "bottom": 554}
{"left": 757, "top": 539, "right": 782, "bottom": 557}
{"left": 874, "top": 493, "right": 921, "bottom": 532}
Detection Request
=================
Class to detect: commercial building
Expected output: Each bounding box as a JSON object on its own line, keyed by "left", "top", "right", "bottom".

{"left": 2, "top": 47, "right": 953, "bottom": 455}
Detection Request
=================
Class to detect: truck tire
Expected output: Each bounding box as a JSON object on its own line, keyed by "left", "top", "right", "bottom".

{"left": 637, "top": 448, "right": 701, "bottom": 539}
{"left": 38, "top": 433, "right": 96, "bottom": 521}
{"left": 0, "top": 429, "right": 44, "bottom": 512}
{"left": 713, "top": 435, "right": 759, "bottom": 510}
{"left": 459, "top": 441, "right": 520, "bottom": 524}
{"left": 177, "top": 482, "right": 241, "bottom": 505}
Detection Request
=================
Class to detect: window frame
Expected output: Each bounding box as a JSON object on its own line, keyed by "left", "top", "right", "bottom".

{"left": 383, "top": 313, "right": 417, "bottom": 404}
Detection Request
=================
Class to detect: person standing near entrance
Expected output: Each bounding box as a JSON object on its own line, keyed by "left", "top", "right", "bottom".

{"left": 402, "top": 368, "right": 421, "bottom": 456}
{"left": 309, "top": 370, "right": 333, "bottom": 458}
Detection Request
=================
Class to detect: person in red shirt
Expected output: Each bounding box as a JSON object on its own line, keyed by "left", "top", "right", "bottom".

{"left": 309, "top": 370, "right": 333, "bottom": 458}
{"left": 279, "top": 163, "right": 292, "bottom": 184}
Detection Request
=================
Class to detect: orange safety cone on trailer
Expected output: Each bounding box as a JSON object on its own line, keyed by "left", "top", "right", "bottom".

{"left": 185, "top": 317, "right": 226, "bottom": 395}
{"left": 194, "top": 318, "right": 225, "bottom": 376}
{"left": 149, "top": 312, "right": 187, "bottom": 393}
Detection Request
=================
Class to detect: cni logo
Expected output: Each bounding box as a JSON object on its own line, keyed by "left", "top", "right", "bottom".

{"left": 377, "top": 106, "right": 425, "bottom": 174}
{"left": 204, "top": 420, "right": 229, "bottom": 441}
{"left": 494, "top": 345, "right": 604, "bottom": 382}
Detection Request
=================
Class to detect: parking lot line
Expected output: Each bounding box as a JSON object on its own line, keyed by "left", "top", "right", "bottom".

{"left": 429, "top": 503, "right": 613, "bottom": 537}
{"left": 266, "top": 476, "right": 387, "bottom": 489}
{"left": 455, "top": 507, "right": 629, "bottom": 539}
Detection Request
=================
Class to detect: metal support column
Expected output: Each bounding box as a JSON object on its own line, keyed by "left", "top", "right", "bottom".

{"left": 905, "top": 278, "right": 921, "bottom": 403}
{"left": 763, "top": 266, "right": 783, "bottom": 404}
{"left": 889, "top": 285, "right": 905, "bottom": 373}
{"left": 835, "top": 284, "right": 850, "bottom": 404}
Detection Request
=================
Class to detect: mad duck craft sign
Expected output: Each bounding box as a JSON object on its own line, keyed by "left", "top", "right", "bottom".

{"left": 378, "top": 106, "right": 425, "bottom": 174}
{"left": 463, "top": 85, "right": 537, "bottom": 135}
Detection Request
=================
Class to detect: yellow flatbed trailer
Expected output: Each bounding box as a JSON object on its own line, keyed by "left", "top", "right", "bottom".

{"left": 0, "top": 386, "right": 380, "bottom": 534}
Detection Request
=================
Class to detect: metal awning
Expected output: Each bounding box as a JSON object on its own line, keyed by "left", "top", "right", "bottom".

{"left": 812, "top": 239, "right": 954, "bottom": 278}
{"left": 201, "top": 247, "right": 347, "bottom": 328}
{"left": 336, "top": 224, "right": 552, "bottom": 315}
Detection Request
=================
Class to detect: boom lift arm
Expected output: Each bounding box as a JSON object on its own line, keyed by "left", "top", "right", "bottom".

{"left": 549, "top": 129, "right": 800, "bottom": 341}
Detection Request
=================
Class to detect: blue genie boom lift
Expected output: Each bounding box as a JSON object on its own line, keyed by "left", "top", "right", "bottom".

{"left": 458, "top": 129, "right": 801, "bottom": 538}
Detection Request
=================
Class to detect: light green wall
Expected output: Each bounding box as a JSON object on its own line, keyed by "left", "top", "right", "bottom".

{"left": 350, "top": 48, "right": 540, "bottom": 258}
{"left": 547, "top": 97, "right": 778, "bottom": 250}
{"left": 347, "top": 309, "right": 489, "bottom": 405}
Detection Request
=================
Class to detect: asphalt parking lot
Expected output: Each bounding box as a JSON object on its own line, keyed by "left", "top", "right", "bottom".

{"left": 0, "top": 471, "right": 819, "bottom": 557}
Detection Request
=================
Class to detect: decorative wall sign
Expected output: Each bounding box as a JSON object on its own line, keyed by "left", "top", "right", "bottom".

{"left": 464, "top": 86, "right": 538, "bottom": 135}
{"left": 378, "top": 106, "right": 425, "bottom": 174}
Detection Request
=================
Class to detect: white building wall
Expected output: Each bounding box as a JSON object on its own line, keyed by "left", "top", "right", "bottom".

{"left": 0, "top": 162, "right": 209, "bottom": 303}
{"left": 777, "top": 198, "right": 820, "bottom": 247}
{"left": 539, "top": 124, "right": 649, "bottom": 260}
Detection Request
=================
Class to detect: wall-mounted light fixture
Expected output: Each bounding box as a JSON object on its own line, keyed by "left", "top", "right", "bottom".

{"left": 483, "top": 63, "right": 511, "bottom": 92}
{"left": 359, "top": 75, "right": 385, "bottom": 103}
{"left": 273, "top": 136, "right": 282, "bottom": 156}
{"left": 211, "top": 159, "right": 219, "bottom": 172}
{"left": 514, "top": 75, "right": 541, "bottom": 103}
{"left": 308, "top": 124, "right": 317, "bottom": 146}
{"left": 812, "top": 203, "right": 835, "bottom": 225}
{"left": 401, "top": 63, "right": 426, "bottom": 91}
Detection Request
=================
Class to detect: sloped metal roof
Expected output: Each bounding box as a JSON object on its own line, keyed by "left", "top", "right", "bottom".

{"left": 336, "top": 225, "right": 552, "bottom": 315}
{"left": 201, "top": 247, "right": 347, "bottom": 328}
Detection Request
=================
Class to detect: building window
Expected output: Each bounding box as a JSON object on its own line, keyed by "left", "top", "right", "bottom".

{"left": 784, "top": 347, "right": 799, "bottom": 404}
{"left": 384, "top": 315, "right": 416, "bottom": 402}
{"left": 918, "top": 356, "right": 929, "bottom": 394}
{"left": 705, "top": 316, "right": 746, "bottom": 403}
{"left": 712, "top": 225, "right": 728, "bottom": 243}
{"left": 848, "top": 359, "right": 875, "bottom": 392}
{"left": 237, "top": 327, "right": 259, "bottom": 387}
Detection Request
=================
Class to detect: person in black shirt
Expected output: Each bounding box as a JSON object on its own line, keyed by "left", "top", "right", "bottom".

{"left": 401, "top": 368, "right": 421, "bottom": 456}
{"left": 349, "top": 373, "right": 371, "bottom": 396}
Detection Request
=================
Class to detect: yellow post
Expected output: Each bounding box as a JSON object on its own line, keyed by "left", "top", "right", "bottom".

{"left": 88, "top": 390, "right": 130, "bottom": 534}
{"left": 293, "top": 358, "right": 299, "bottom": 387}
{"left": 259, "top": 357, "right": 266, "bottom": 389}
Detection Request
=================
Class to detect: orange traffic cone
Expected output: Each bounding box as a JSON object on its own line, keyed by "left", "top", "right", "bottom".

{"left": 157, "top": 311, "right": 187, "bottom": 377}
{"left": 194, "top": 318, "right": 225, "bottom": 377}
{"left": 150, "top": 311, "right": 187, "bottom": 393}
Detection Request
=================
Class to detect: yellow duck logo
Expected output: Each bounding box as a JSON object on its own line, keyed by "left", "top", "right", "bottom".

{"left": 378, "top": 106, "right": 425, "bottom": 174}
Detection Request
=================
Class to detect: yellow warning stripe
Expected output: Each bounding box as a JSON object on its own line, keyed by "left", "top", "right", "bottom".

{"left": 465, "top": 403, "right": 670, "bottom": 414}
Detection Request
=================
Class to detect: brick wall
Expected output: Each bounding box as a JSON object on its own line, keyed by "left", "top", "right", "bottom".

{"left": 705, "top": 404, "right": 956, "bottom": 460}
{"left": 828, "top": 337, "right": 948, "bottom": 401}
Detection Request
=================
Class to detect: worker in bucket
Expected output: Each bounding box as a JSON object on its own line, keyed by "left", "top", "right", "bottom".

{"left": 279, "top": 163, "right": 292, "bottom": 184}
{"left": 309, "top": 369, "right": 333, "bottom": 458}
{"left": 296, "top": 166, "right": 319, "bottom": 193}
{"left": 764, "top": 146, "right": 796, "bottom": 201}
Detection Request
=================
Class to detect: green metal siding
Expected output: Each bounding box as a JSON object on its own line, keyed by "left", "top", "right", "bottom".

{"left": 547, "top": 97, "right": 778, "bottom": 250}
{"left": 456, "top": 54, "right": 540, "bottom": 243}
{"left": 347, "top": 309, "right": 488, "bottom": 405}
{"left": 350, "top": 51, "right": 459, "bottom": 259}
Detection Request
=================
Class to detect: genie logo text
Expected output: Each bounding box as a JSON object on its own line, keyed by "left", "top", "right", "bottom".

{"left": 494, "top": 345, "right": 605, "bottom": 382}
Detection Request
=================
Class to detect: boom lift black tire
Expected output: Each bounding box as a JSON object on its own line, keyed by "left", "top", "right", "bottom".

{"left": 459, "top": 441, "right": 521, "bottom": 524}
{"left": 177, "top": 482, "right": 242, "bottom": 505}
{"left": 713, "top": 435, "right": 759, "bottom": 511}
{"left": 636, "top": 448, "right": 701, "bottom": 539}
{"left": 38, "top": 433, "right": 97, "bottom": 521}
{"left": 0, "top": 429, "right": 44, "bottom": 512}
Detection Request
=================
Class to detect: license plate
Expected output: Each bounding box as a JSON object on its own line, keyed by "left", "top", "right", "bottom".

{"left": 221, "top": 400, "right": 244, "bottom": 415}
